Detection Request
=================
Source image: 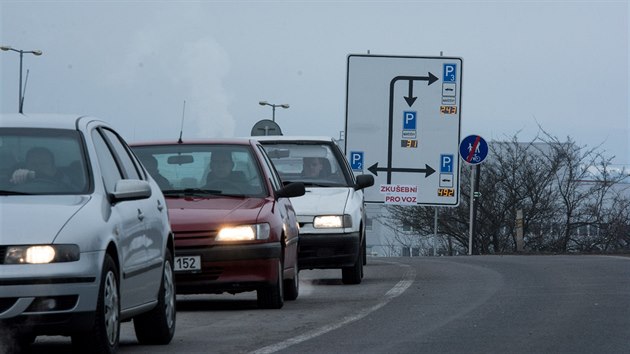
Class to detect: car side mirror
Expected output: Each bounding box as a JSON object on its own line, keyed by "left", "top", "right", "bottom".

{"left": 276, "top": 182, "right": 305, "bottom": 199}
{"left": 354, "top": 174, "right": 375, "bottom": 190}
{"left": 110, "top": 179, "right": 152, "bottom": 202}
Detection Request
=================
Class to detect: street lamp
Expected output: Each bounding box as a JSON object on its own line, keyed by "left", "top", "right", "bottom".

{"left": 259, "top": 100, "right": 289, "bottom": 122}
{"left": 1, "top": 45, "right": 43, "bottom": 113}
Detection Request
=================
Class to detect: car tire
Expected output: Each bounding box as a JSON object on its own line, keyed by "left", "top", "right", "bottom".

{"left": 284, "top": 263, "right": 299, "bottom": 301}
{"left": 72, "top": 254, "right": 120, "bottom": 354}
{"left": 257, "top": 259, "right": 284, "bottom": 309}
{"left": 133, "top": 248, "right": 176, "bottom": 345}
{"left": 342, "top": 245, "right": 363, "bottom": 285}
{"left": 362, "top": 234, "right": 367, "bottom": 266}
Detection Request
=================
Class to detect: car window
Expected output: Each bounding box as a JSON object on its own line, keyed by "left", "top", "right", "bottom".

{"left": 0, "top": 128, "right": 89, "bottom": 195}
{"left": 100, "top": 128, "right": 142, "bottom": 180}
{"left": 261, "top": 142, "right": 351, "bottom": 187}
{"left": 257, "top": 144, "right": 282, "bottom": 191}
{"left": 92, "top": 129, "right": 124, "bottom": 192}
{"left": 132, "top": 144, "right": 268, "bottom": 197}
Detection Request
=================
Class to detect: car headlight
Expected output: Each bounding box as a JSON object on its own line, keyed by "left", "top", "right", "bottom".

{"left": 216, "top": 223, "right": 270, "bottom": 241}
{"left": 313, "top": 215, "right": 352, "bottom": 229}
{"left": 4, "top": 244, "right": 80, "bottom": 264}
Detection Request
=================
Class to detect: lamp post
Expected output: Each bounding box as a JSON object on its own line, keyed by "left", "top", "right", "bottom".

{"left": 259, "top": 100, "right": 289, "bottom": 122}
{"left": 1, "top": 45, "right": 43, "bottom": 113}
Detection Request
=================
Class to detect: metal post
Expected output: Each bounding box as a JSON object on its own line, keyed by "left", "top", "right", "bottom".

{"left": 433, "top": 207, "right": 438, "bottom": 256}
{"left": 468, "top": 165, "right": 475, "bottom": 255}
{"left": 472, "top": 164, "right": 481, "bottom": 252}
{"left": 1, "top": 46, "right": 43, "bottom": 113}
{"left": 272, "top": 105, "right": 276, "bottom": 122}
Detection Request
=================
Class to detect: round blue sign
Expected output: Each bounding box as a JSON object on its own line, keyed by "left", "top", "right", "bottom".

{"left": 459, "top": 135, "right": 488, "bottom": 165}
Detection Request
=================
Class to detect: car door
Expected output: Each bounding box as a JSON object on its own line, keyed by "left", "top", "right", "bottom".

{"left": 91, "top": 127, "right": 154, "bottom": 309}
{"left": 257, "top": 145, "right": 300, "bottom": 260}
{"left": 100, "top": 129, "right": 165, "bottom": 283}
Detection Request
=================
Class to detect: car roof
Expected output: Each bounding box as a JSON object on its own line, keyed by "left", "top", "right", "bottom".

{"left": 131, "top": 137, "right": 260, "bottom": 146}
{"left": 0, "top": 113, "right": 93, "bottom": 130}
{"left": 250, "top": 136, "right": 336, "bottom": 143}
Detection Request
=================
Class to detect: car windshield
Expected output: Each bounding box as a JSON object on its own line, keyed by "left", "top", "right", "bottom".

{"left": 132, "top": 144, "right": 267, "bottom": 198}
{"left": 0, "top": 128, "right": 90, "bottom": 195}
{"left": 261, "top": 142, "right": 351, "bottom": 187}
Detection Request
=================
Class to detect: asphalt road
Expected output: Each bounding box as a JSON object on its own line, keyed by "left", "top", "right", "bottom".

{"left": 26, "top": 255, "right": 630, "bottom": 353}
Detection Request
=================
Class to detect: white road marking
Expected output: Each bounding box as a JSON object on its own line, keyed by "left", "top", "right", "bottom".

{"left": 250, "top": 262, "right": 416, "bottom": 354}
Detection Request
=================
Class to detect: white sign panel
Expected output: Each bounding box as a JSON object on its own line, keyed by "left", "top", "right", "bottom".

{"left": 345, "top": 54, "right": 462, "bottom": 206}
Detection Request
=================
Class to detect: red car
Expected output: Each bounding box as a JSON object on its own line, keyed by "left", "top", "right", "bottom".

{"left": 132, "top": 139, "right": 304, "bottom": 309}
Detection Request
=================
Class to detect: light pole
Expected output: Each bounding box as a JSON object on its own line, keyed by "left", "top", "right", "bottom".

{"left": 1, "top": 45, "right": 43, "bottom": 113}
{"left": 259, "top": 100, "right": 289, "bottom": 122}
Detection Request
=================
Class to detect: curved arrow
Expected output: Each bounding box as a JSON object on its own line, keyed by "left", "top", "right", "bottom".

{"left": 368, "top": 162, "right": 435, "bottom": 178}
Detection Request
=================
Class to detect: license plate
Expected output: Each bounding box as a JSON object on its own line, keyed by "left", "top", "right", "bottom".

{"left": 174, "top": 256, "right": 201, "bottom": 272}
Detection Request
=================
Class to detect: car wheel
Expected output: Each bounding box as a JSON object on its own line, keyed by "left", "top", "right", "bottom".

{"left": 257, "top": 259, "right": 284, "bottom": 309}
{"left": 342, "top": 245, "right": 363, "bottom": 285}
{"left": 284, "top": 263, "right": 299, "bottom": 301}
{"left": 133, "top": 248, "right": 176, "bottom": 345}
{"left": 72, "top": 254, "right": 120, "bottom": 354}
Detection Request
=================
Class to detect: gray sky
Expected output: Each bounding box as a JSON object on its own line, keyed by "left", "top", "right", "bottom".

{"left": 1, "top": 0, "right": 628, "bottom": 165}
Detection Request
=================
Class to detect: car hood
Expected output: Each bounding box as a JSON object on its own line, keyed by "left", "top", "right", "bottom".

{"left": 0, "top": 196, "right": 90, "bottom": 245}
{"left": 166, "top": 196, "right": 267, "bottom": 231}
{"left": 291, "top": 187, "right": 350, "bottom": 215}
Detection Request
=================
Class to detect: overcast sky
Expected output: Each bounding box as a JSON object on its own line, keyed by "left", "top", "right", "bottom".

{"left": 1, "top": 1, "right": 628, "bottom": 165}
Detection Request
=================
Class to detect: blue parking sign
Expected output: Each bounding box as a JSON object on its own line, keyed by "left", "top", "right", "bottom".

{"left": 403, "top": 111, "right": 416, "bottom": 130}
{"left": 440, "top": 154, "right": 454, "bottom": 173}
{"left": 443, "top": 63, "right": 457, "bottom": 82}
{"left": 350, "top": 151, "right": 364, "bottom": 171}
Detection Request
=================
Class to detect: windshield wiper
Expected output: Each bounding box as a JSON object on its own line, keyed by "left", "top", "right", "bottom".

{"left": 162, "top": 188, "right": 222, "bottom": 197}
{"left": 161, "top": 188, "right": 246, "bottom": 198}
{"left": 302, "top": 182, "right": 333, "bottom": 187}
{"left": 0, "top": 190, "right": 32, "bottom": 196}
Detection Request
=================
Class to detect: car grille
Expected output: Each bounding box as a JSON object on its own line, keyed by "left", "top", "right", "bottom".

{"left": 175, "top": 230, "right": 217, "bottom": 240}
{"left": 25, "top": 295, "right": 79, "bottom": 313}
{"left": 0, "top": 247, "right": 5, "bottom": 264}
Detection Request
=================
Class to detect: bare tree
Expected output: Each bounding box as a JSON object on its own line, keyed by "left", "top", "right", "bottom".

{"left": 382, "top": 128, "right": 630, "bottom": 255}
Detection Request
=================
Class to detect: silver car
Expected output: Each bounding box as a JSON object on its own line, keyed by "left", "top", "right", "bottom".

{"left": 0, "top": 114, "right": 176, "bottom": 353}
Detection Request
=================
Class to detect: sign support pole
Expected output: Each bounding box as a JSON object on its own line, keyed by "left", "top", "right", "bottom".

{"left": 433, "top": 207, "right": 438, "bottom": 256}
{"left": 468, "top": 165, "right": 475, "bottom": 255}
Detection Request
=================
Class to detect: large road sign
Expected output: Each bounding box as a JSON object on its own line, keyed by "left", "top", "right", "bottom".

{"left": 345, "top": 54, "right": 463, "bottom": 206}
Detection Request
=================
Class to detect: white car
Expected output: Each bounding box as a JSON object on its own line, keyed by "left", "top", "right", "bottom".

{"left": 0, "top": 114, "right": 176, "bottom": 353}
{"left": 256, "top": 136, "right": 374, "bottom": 284}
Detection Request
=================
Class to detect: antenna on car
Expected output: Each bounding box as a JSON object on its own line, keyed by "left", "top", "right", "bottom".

{"left": 20, "top": 69, "right": 30, "bottom": 113}
{"left": 178, "top": 100, "right": 186, "bottom": 144}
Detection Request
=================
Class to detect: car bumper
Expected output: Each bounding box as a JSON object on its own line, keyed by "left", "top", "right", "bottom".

{"left": 0, "top": 251, "right": 103, "bottom": 335}
{"left": 298, "top": 232, "right": 360, "bottom": 269}
{"left": 174, "top": 242, "right": 281, "bottom": 294}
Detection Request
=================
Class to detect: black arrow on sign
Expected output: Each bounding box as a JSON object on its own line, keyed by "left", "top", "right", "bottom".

{"left": 386, "top": 73, "right": 440, "bottom": 183}
{"left": 403, "top": 73, "right": 438, "bottom": 107}
{"left": 404, "top": 80, "right": 417, "bottom": 107}
{"left": 368, "top": 162, "right": 435, "bottom": 178}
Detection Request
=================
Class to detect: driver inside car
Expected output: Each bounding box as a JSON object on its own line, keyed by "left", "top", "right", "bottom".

{"left": 204, "top": 150, "right": 247, "bottom": 192}
{"left": 10, "top": 146, "right": 71, "bottom": 186}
